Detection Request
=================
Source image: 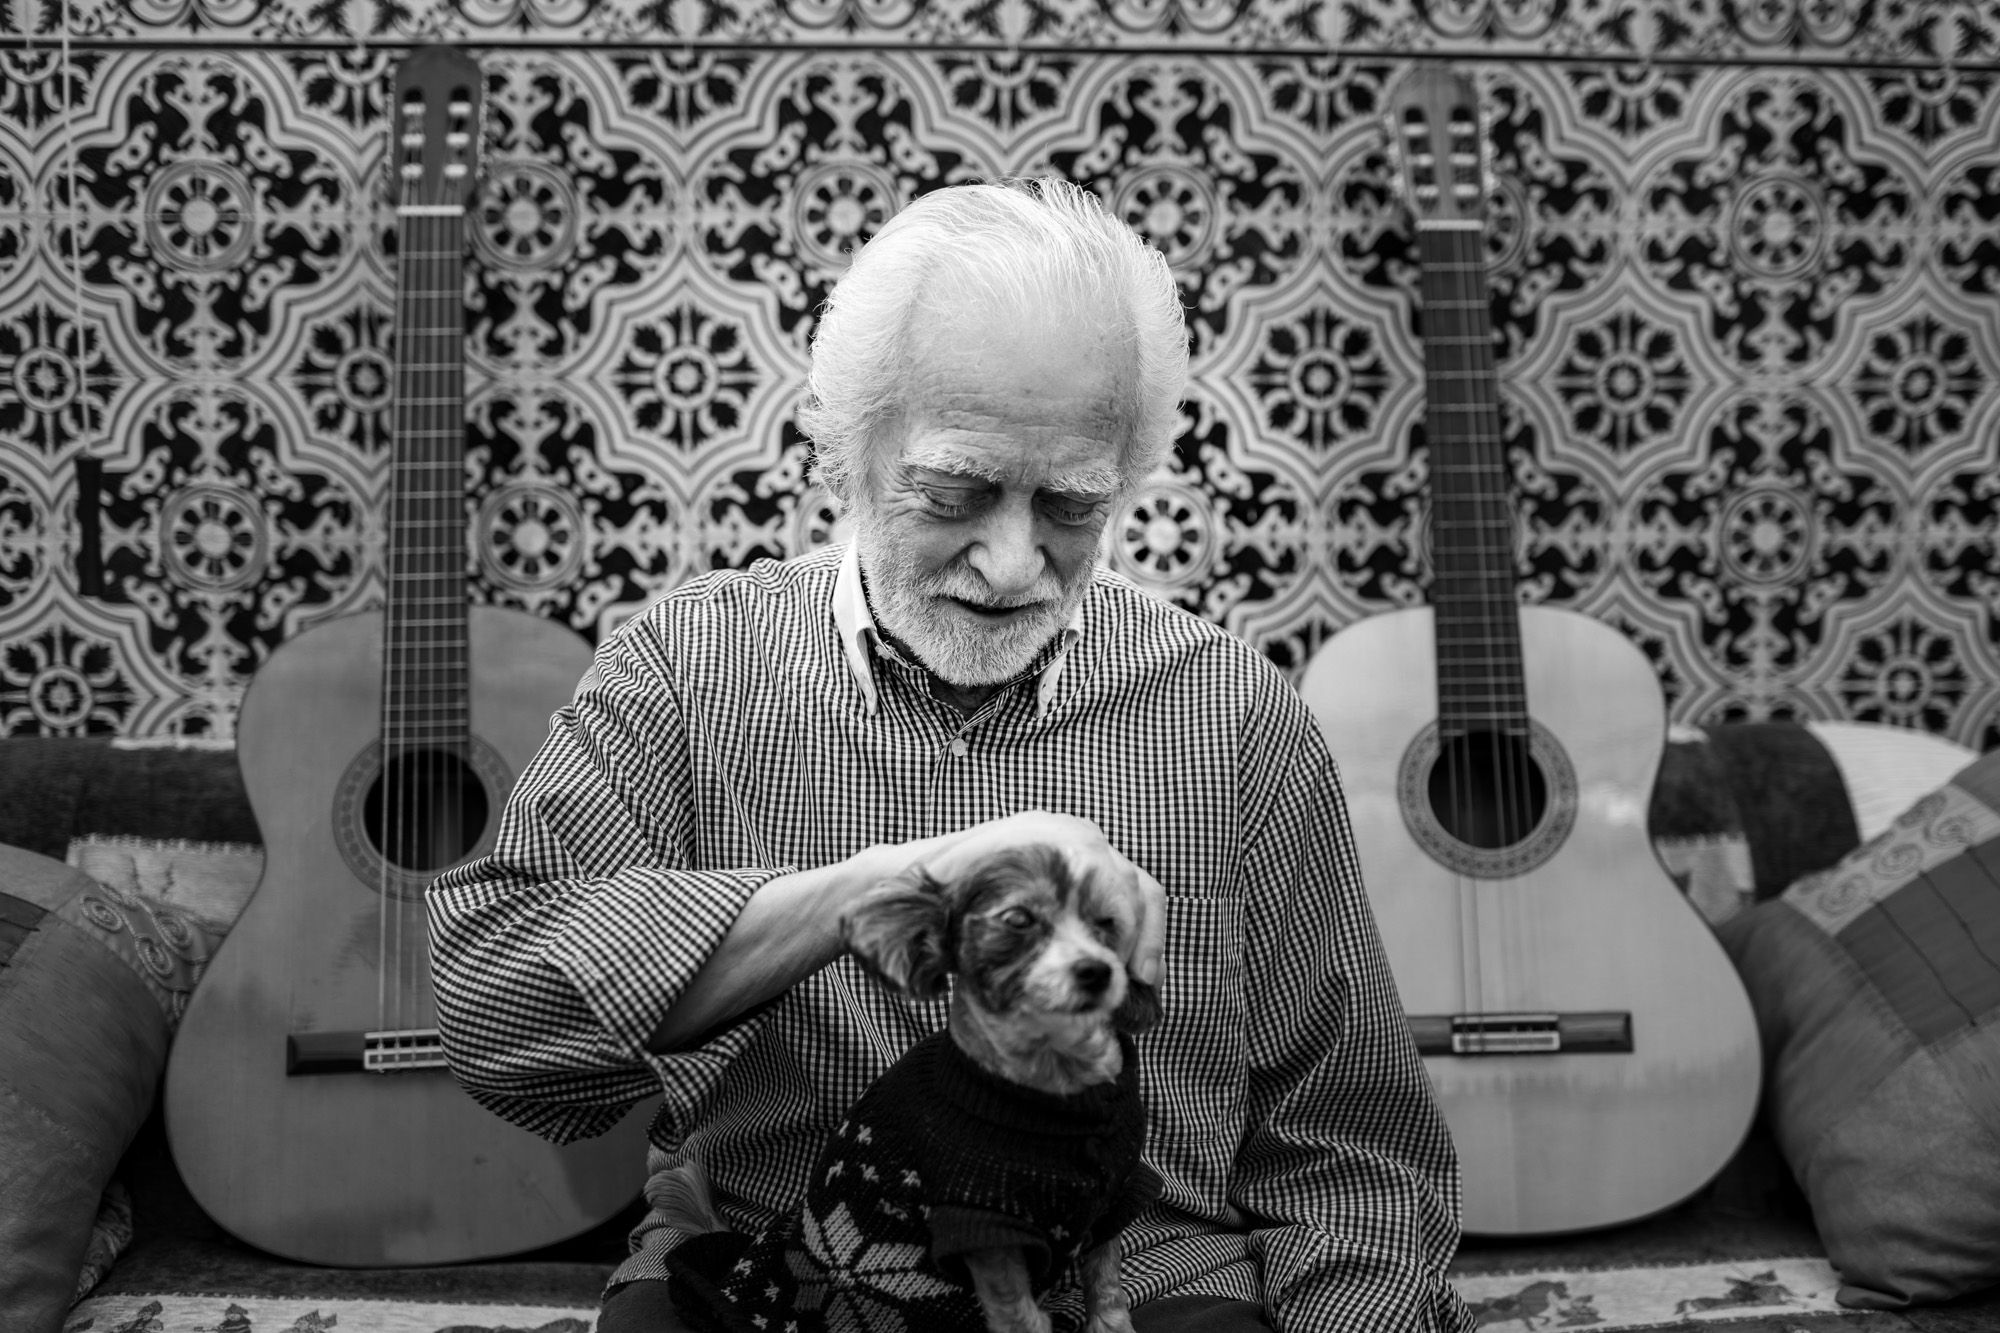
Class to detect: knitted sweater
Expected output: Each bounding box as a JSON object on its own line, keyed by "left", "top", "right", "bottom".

{"left": 669, "top": 1030, "right": 1157, "bottom": 1333}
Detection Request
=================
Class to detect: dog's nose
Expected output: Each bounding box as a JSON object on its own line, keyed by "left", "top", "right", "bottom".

{"left": 1073, "top": 959, "right": 1112, "bottom": 996}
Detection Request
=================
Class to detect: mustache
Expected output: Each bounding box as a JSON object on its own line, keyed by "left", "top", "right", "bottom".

{"left": 917, "top": 570, "right": 1066, "bottom": 611}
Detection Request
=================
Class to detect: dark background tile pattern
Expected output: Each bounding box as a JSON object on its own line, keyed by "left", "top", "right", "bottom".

{"left": 2, "top": 1, "right": 1998, "bottom": 747}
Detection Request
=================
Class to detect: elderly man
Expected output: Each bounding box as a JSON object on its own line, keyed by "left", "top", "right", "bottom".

{"left": 429, "top": 177, "right": 1472, "bottom": 1332}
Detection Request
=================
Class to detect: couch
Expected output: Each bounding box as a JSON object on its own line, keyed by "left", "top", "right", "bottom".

{"left": 5, "top": 722, "right": 1997, "bottom": 1330}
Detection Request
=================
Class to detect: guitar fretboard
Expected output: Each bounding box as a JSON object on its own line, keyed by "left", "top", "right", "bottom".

{"left": 1416, "top": 226, "right": 1528, "bottom": 738}
{"left": 385, "top": 211, "right": 470, "bottom": 751}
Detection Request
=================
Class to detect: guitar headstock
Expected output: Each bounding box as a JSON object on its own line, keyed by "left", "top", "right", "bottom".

{"left": 1385, "top": 64, "right": 1489, "bottom": 232}
{"left": 392, "top": 47, "right": 486, "bottom": 211}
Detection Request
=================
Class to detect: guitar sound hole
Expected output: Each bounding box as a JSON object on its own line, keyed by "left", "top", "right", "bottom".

{"left": 1427, "top": 728, "right": 1548, "bottom": 850}
{"left": 363, "top": 747, "right": 490, "bottom": 872}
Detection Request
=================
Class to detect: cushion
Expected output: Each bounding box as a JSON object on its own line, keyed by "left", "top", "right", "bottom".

{"left": 1806, "top": 721, "right": 1983, "bottom": 843}
{"left": 1649, "top": 721, "right": 1865, "bottom": 925}
{"left": 71, "top": 1180, "right": 134, "bottom": 1303}
{"left": 1647, "top": 721, "right": 1976, "bottom": 929}
{"left": 1715, "top": 748, "right": 2000, "bottom": 1309}
{"left": 0, "top": 737, "right": 263, "bottom": 1317}
{"left": 0, "top": 737, "right": 256, "bottom": 862}
{"left": 0, "top": 845, "right": 179, "bottom": 1332}
{"left": 65, "top": 835, "right": 262, "bottom": 992}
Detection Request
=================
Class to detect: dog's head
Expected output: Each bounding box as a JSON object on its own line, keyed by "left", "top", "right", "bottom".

{"left": 839, "top": 844, "right": 1161, "bottom": 1037}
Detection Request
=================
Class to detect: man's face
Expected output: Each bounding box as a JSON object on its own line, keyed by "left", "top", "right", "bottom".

{"left": 851, "top": 303, "right": 1126, "bottom": 688}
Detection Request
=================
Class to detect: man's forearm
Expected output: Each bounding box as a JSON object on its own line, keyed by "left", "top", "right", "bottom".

{"left": 643, "top": 841, "right": 912, "bottom": 1053}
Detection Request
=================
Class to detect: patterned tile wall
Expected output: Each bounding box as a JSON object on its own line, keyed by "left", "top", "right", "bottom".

{"left": 2, "top": 0, "right": 1997, "bottom": 749}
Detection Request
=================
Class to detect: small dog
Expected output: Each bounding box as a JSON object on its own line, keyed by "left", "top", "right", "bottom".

{"left": 667, "top": 843, "right": 1161, "bottom": 1333}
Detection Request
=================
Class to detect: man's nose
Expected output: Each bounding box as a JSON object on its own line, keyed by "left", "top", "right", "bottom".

{"left": 967, "top": 502, "right": 1045, "bottom": 599}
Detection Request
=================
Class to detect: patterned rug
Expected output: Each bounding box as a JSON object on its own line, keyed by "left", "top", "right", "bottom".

{"left": 64, "top": 1257, "right": 1860, "bottom": 1332}
{"left": 1454, "top": 1256, "right": 1848, "bottom": 1328}
{"left": 63, "top": 1297, "right": 597, "bottom": 1333}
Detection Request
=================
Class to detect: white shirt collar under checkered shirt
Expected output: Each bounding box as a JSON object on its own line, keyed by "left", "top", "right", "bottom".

{"left": 830, "top": 537, "right": 1084, "bottom": 722}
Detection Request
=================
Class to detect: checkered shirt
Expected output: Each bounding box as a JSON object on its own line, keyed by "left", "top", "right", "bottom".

{"left": 428, "top": 541, "right": 1474, "bottom": 1333}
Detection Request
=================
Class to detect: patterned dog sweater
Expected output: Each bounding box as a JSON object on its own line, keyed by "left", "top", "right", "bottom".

{"left": 668, "top": 1029, "right": 1157, "bottom": 1333}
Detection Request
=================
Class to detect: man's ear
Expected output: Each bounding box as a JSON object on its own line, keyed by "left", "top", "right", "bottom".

{"left": 1112, "top": 976, "right": 1161, "bottom": 1035}
{"left": 839, "top": 868, "right": 952, "bottom": 1001}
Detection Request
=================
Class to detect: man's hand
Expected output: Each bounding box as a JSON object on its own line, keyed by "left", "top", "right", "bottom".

{"left": 900, "top": 810, "right": 1167, "bottom": 988}
{"left": 648, "top": 810, "right": 1165, "bottom": 1053}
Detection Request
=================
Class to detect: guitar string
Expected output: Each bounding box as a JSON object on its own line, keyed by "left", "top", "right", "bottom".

{"left": 406, "top": 224, "right": 423, "bottom": 1040}
{"left": 413, "top": 189, "right": 456, "bottom": 1042}
{"left": 413, "top": 114, "right": 439, "bottom": 1040}
{"left": 401, "top": 141, "right": 429, "bottom": 1041}
{"left": 1461, "top": 218, "right": 1504, "bottom": 1033}
{"left": 440, "top": 93, "right": 476, "bottom": 1042}
{"left": 1428, "top": 96, "right": 1521, "bottom": 1038}
{"left": 1448, "top": 233, "right": 1480, "bottom": 1024}
{"left": 1453, "top": 114, "right": 1513, "bottom": 1037}
{"left": 407, "top": 202, "right": 431, "bottom": 1043}
{"left": 1408, "top": 106, "right": 1482, "bottom": 1038}
{"left": 395, "top": 157, "right": 423, "bottom": 1041}
{"left": 411, "top": 201, "right": 443, "bottom": 1041}
{"left": 433, "top": 184, "right": 462, "bottom": 1041}
{"left": 381, "top": 105, "right": 410, "bottom": 1042}
{"left": 1454, "top": 106, "right": 1539, "bottom": 1039}
{"left": 1447, "top": 223, "right": 1487, "bottom": 1034}
{"left": 413, "top": 146, "right": 436, "bottom": 1041}
{"left": 413, "top": 90, "right": 476, "bottom": 1045}
{"left": 1455, "top": 144, "right": 1496, "bottom": 1035}
{"left": 385, "top": 94, "right": 464, "bottom": 1044}
{"left": 1418, "top": 224, "right": 1483, "bottom": 1034}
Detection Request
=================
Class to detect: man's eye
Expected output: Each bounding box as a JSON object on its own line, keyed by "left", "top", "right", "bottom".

{"left": 921, "top": 488, "right": 983, "bottom": 518}
{"left": 1040, "top": 495, "right": 1104, "bottom": 526}
{"left": 998, "top": 906, "right": 1036, "bottom": 930}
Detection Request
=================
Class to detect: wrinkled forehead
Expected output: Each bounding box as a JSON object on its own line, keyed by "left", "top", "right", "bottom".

{"left": 894, "top": 436, "right": 1123, "bottom": 496}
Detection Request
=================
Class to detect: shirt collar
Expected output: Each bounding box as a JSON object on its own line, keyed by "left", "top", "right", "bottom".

{"left": 832, "top": 540, "right": 1084, "bottom": 722}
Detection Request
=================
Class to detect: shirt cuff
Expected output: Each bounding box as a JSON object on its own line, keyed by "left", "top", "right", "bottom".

{"left": 541, "top": 864, "right": 791, "bottom": 1061}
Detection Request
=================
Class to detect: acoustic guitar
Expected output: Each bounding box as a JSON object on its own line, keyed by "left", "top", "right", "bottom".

{"left": 1298, "top": 65, "right": 1760, "bottom": 1235}
{"left": 164, "top": 47, "right": 648, "bottom": 1266}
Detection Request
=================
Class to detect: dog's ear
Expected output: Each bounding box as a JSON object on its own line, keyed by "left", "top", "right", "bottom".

{"left": 839, "top": 868, "right": 952, "bottom": 1001}
{"left": 1112, "top": 975, "right": 1161, "bottom": 1034}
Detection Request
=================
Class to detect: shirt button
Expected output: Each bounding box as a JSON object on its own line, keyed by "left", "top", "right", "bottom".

{"left": 949, "top": 737, "right": 970, "bottom": 758}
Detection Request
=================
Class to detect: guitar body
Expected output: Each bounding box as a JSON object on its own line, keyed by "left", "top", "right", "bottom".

{"left": 165, "top": 605, "right": 649, "bottom": 1266}
{"left": 1303, "top": 604, "right": 1760, "bottom": 1234}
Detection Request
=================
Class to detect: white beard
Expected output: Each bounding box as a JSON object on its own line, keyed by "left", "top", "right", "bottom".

{"left": 850, "top": 508, "right": 1094, "bottom": 688}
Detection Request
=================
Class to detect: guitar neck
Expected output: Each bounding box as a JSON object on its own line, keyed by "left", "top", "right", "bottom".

{"left": 1416, "top": 223, "right": 1527, "bottom": 738}
{"left": 385, "top": 207, "right": 470, "bottom": 751}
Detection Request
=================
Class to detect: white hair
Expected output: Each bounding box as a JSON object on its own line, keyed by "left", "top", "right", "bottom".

{"left": 799, "top": 177, "right": 1189, "bottom": 505}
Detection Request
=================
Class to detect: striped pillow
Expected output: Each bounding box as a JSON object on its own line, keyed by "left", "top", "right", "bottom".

{"left": 0, "top": 846, "right": 173, "bottom": 1329}
{"left": 1716, "top": 749, "right": 2000, "bottom": 1309}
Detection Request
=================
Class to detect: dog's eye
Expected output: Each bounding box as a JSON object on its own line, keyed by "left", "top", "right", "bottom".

{"left": 998, "top": 906, "right": 1036, "bottom": 930}
{"left": 1091, "top": 915, "right": 1119, "bottom": 943}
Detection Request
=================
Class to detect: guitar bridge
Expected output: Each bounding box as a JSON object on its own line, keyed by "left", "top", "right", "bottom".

{"left": 1407, "top": 1011, "right": 1632, "bottom": 1057}
{"left": 286, "top": 1027, "right": 451, "bottom": 1075}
